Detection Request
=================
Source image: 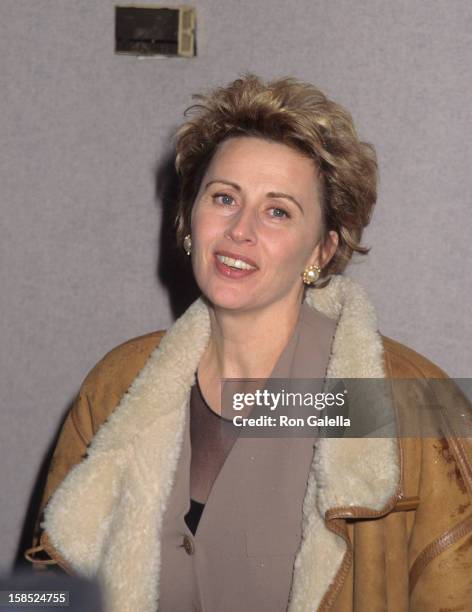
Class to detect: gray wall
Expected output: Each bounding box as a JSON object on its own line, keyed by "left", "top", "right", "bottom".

{"left": 1, "top": 0, "right": 471, "bottom": 572}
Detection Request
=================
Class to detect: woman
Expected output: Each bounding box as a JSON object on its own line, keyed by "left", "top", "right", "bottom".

{"left": 25, "top": 74, "right": 472, "bottom": 611}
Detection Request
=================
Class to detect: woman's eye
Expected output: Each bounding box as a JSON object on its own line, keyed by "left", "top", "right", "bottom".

{"left": 269, "top": 207, "right": 290, "bottom": 219}
{"left": 213, "top": 193, "right": 235, "bottom": 206}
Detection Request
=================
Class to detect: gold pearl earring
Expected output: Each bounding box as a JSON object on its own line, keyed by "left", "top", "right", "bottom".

{"left": 183, "top": 234, "right": 192, "bottom": 256}
{"left": 302, "top": 264, "right": 321, "bottom": 285}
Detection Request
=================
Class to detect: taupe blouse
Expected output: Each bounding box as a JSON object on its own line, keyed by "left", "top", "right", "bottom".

{"left": 158, "top": 301, "right": 337, "bottom": 612}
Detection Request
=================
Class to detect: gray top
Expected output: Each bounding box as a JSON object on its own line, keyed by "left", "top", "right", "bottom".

{"left": 188, "top": 377, "right": 238, "bottom": 505}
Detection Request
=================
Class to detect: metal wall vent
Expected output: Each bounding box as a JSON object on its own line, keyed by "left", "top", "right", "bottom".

{"left": 115, "top": 6, "right": 196, "bottom": 57}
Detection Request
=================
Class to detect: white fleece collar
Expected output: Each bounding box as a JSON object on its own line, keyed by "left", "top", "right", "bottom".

{"left": 43, "top": 275, "right": 400, "bottom": 612}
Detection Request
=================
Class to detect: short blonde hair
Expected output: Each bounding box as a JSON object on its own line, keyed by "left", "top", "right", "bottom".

{"left": 174, "top": 73, "right": 377, "bottom": 279}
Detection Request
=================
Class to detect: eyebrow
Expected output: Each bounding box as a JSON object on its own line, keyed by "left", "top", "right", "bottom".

{"left": 203, "top": 179, "right": 304, "bottom": 213}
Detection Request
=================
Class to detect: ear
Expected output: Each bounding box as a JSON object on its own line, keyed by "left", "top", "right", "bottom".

{"left": 308, "top": 230, "right": 339, "bottom": 269}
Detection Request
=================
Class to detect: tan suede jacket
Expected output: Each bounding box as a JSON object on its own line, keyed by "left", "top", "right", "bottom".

{"left": 25, "top": 277, "right": 472, "bottom": 612}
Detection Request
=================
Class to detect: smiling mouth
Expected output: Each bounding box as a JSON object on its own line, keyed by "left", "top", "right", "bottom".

{"left": 215, "top": 254, "right": 258, "bottom": 271}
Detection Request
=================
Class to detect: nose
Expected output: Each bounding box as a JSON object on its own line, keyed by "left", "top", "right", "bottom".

{"left": 224, "top": 207, "right": 257, "bottom": 244}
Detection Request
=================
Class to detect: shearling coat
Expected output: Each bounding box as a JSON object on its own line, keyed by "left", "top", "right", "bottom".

{"left": 25, "top": 276, "right": 472, "bottom": 611}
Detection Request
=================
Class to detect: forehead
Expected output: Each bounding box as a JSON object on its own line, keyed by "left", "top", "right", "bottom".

{"left": 204, "top": 136, "right": 318, "bottom": 188}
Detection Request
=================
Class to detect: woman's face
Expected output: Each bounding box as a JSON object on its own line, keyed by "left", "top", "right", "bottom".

{"left": 190, "top": 136, "right": 338, "bottom": 314}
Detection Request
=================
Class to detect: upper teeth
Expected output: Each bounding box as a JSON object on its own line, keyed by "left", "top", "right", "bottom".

{"left": 217, "top": 254, "right": 256, "bottom": 270}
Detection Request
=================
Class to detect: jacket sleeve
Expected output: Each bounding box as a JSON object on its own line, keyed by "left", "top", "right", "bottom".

{"left": 381, "top": 336, "right": 472, "bottom": 609}
{"left": 383, "top": 338, "right": 472, "bottom": 609}
{"left": 408, "top": 397, "right": 472, "bottom": 610}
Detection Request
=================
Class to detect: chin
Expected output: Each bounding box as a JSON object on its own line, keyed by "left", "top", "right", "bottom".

{"left": 195, "top": 271, "right": 245, "bottom": 307}
{"left": 198, "top": 275, "right": 298, "bottom": 315}
{"left": 203, "top": 290, "right": 254, "bottom": 312}
{"left": 197, "top": 279, "right": 255, "bottom": 310}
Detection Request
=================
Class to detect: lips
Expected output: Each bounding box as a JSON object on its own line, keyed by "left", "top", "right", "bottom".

{"left": 213, "top": 251, "right": 259, "bottom": 279}
{"left": 214, "top": 250, "right": 259, "bottom": 269}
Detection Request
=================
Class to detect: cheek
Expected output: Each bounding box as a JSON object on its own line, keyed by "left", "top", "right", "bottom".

{"left": 191, "top": 209, "right": 216, "bottom": 245}
{"left": 265, "top": 233, "right": 312, "bottom": 273}
{"left": 191, "top": 210, "right": 222, "bottom": 276}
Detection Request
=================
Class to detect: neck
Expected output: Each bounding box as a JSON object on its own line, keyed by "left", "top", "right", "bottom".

{"left": 200, "top": 292, "right": 304, "bottom": 381}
